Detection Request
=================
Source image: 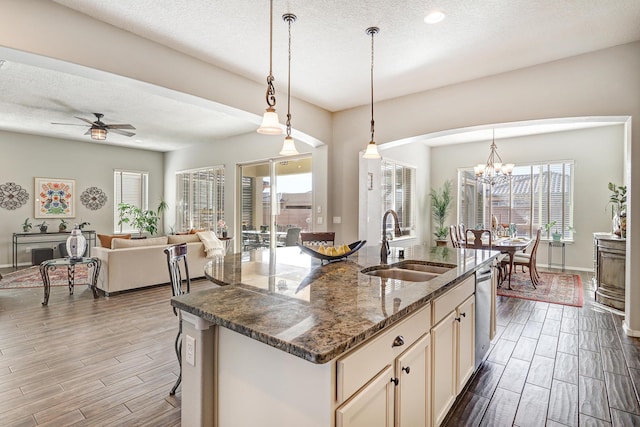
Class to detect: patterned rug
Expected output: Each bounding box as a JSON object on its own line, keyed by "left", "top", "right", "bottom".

{"left": 0, "top": 265, "right": 89, "bottom": 289}
{"left": 497, "top": 270, "right": 583, "bottom": 307}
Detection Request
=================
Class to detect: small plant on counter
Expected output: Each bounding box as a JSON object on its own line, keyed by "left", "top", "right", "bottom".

{"left": 22, "top": 218, "right": 32, "bottom": 232}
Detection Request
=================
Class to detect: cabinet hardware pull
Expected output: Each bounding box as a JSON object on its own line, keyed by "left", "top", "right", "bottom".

{"left": 390, "top": 377, "right": 399, "bottom": 386}
{"left": 455, "top": 316, "right": 461, "bottom": 322}
{"left": 392, "top": 335, "right": 405, "bottom": 347}
{"left": 460, "top": 312, "right": 466, "bottom": 317}
{"left": 402, "top": 366, "right": 411, "bottom": 374}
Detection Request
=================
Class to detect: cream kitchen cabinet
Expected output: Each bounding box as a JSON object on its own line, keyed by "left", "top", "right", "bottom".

{"left": 431, "top": 276, "right": 475, "bottom": 427}
{"left": 336, "top": 305, "right": 432, "bottom": 427}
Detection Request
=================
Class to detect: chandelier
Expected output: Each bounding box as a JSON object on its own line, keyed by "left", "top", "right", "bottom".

{"left": 474, "top": 130, "right": 514, "bottom": 185}
{"left": 257, "top": 0, "right": 283, "bottom": 135}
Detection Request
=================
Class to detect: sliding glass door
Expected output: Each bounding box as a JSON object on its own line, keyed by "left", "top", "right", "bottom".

{"left": 239, "top": 156, "right": 312, "bottom": 252}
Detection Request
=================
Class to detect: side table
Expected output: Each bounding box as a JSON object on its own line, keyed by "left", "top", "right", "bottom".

{"left": 39, "top": 257, "right": 102, "bottom": 306}
{"left": 547, "top": 241, "right": 565, "bottom": 272}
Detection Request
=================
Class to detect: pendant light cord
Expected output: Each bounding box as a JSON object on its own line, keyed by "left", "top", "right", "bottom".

{"left": 367, "top": 27, "right": 379, "bottom": 142}
{"left": 265, "top": 0, "right": 276, "bottom": 108}
{"left": 285, "top": 14, "right": 293, "bottom": 137}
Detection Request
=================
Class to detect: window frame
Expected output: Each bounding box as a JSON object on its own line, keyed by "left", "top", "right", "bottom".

{"left": 113, "top": 169, "right": 149, "bottom": 233}
{"left": 175, "top": 166, "right": 225, "bottom": 233}
{"left": 381, "top": 159, "right": 416, "bottom": 237}
{"left": 457, "top": 160, "right": 575, "bottom": 241}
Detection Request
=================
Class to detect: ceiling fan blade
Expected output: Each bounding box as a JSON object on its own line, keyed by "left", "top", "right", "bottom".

{"left": 109, "top": 128, "right": 136, "bottom": 137}
{"left": 106, "top": 124, "right": 136, "bottom": 130}
{"left": 51, "top": 122, "right": 89, "bottom": 126}
{"left": 74, "top": 116, "right": 96, "bottom": 125}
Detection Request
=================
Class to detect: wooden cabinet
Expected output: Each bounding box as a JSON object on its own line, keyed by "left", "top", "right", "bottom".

{"left": 336, "top": 306, "right": 432, "bottom": 427}
{"left": 431, "top": 276, "right": 475, "bottom": 427}
{"left": 336, "top": 365, "right": 394, "bottom": 427}
{"left": 593, "top": 233, "right": 626, "bottom": 311}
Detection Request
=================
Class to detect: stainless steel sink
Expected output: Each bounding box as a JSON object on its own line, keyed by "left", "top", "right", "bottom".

{"left": 362, "top": 268, "right": 440, "bottom": 282}
{"left": 395, "top": 263, "right": 452, "bottom": 274}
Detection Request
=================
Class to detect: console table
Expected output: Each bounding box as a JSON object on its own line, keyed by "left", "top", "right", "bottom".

{"left": 12, "top": 230, "right": 97, "bottom": 269}
{"left": 593, "top": 233, "right": 626, "bottom": 311}
{"left": 39, "top": 256, "right": 101, "bottom": 306}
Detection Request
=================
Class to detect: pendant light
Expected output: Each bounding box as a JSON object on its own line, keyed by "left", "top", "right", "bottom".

{"left": 257, "top": 0, "right": 283, "bottom": 135}
{"left": 280, "top": 13, "right": 299, "bottom": 156}
{"left": 363, "top": 27, "right": 381, "bottom": 159}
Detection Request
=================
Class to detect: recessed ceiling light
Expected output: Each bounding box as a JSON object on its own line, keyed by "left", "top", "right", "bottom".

{"left": 424, "top": 10, "right": 445, "bottom": 24}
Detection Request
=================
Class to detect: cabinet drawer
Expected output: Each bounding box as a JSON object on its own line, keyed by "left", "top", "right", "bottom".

{"left": 336, "top": 304, "right": 431, "bottom": 403}
{"left": 432, "top": 275, "right": 474, "bottom": 325}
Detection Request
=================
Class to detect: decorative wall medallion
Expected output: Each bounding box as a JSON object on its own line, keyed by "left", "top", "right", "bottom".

{"left": 80, "top": 186, "right": 107, "bottom": 210}
{"left": 0, "top": 182, "right": 29, "bottom": 210}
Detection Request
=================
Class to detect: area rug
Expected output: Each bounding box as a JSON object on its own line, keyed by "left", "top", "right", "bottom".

{"left": 497, "top": 271, "right": 583, "bottom": 307}
{"left": 0, "top": 265, "right": 88, "bottom": 289}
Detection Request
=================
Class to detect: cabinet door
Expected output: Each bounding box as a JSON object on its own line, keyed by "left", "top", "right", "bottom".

{"left": 396, "top": 333, "right": 431, "bottom": 427}
{"left": 336, "top": 365, "right": 394, "bottom": 427}
{"left": 431, "top": 311, "right": 457, "bottom": 427}
{"left": 456, "top": 295, "right": 476, "bottom": 394}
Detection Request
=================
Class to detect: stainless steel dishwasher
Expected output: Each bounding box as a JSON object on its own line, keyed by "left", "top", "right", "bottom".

{"left": 475, "top": 266, "right": 492, "bottom": 369}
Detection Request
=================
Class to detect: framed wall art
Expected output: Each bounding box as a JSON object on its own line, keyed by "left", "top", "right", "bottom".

{"left": 34, "top": 177, "right": 75, "bottom": 218}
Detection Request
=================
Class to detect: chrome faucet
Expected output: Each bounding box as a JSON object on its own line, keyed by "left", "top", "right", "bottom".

{"left": 380, "top": 209, "right": 401, "bottom": 264}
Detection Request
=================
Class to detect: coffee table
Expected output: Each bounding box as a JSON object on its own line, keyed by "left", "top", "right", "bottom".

{"left": 39, "top": 257, "right": 102, "bottom": 306}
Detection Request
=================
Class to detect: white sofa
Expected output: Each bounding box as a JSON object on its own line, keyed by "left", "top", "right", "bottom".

{"left": 92, "top": 234, "right": 210, "bottom": 295}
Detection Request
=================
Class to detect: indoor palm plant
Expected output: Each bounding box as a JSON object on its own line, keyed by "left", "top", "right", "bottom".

{"left": 430, "top": 180, "right": 453, "bottom": 246}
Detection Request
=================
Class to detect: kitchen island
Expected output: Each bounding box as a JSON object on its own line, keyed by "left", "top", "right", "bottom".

{"left": 172, "top": 244, "right": 499, "bottom": 427}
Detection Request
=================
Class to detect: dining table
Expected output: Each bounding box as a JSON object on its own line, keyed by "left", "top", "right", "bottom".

{"left": 241, "top": 230, "right": 287, "bottom": 248}
{"left": 465, "top": 236, "right": 532, "bottom": 290}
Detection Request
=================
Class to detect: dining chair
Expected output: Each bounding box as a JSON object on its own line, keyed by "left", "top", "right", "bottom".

{"left": 458, "top": 223, "right": 466, "bottom": 245}
{"left": 164, "top": 243, "right": 191, "bottom": 395}
{"left": 465, "top": 229, "right": 492, "bottom": 249}
{"left": 449, "top": 225, "right": 460, "bottom": 248}
{"left": 281, "top": 227, "right": 301, "bottom": 247}
{"left": 300, "top": 231, "right": 336, "bottom": 247}
{"left": 509, "top": 228, "right": 541, "bottom": 288}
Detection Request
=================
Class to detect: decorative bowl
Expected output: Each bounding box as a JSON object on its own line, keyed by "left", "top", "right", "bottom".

{"left": 297, "top": 240, "right": 366, "bottom": 264}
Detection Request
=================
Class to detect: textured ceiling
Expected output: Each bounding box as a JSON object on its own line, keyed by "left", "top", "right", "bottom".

{"left": 1, "top": 0, "right": 639, "bottom": 151}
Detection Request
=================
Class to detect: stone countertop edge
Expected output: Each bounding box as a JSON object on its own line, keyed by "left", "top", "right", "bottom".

{"left": 171, "top": 246, "right": 499, "bottom": 364}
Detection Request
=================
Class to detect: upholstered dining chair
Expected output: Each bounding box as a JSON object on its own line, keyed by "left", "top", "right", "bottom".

{"left": 164, "top": 242, "right": 191, "bottom": 395}
{"left": 509, "top": 228, "right": 542, "bottom": 288}
{"left": 300, "top": 231, "right": 336, "bottom": 247}
{"left": 465, "top": 229, "right": 492, "bottom": 249}
{"left": 282, "top": 227, "right": 301, "bottom": 247}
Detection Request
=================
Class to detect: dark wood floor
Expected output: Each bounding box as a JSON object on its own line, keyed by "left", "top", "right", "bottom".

{"left": 0, "top": 271, "right": 219, "bottom": 427}
{"left": 444, "top": 269, "right": 640, "bottom": 427}
{"left": 1, "top": 268, "right": 639, "bottom": 426}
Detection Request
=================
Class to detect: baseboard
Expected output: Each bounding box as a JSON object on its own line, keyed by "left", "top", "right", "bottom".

{"left": 623, "top": 321, "right": 640, "bottom": 337}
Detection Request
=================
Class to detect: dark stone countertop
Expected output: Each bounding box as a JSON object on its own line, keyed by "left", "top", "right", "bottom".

{"left": 171, "top": 244, "right": 499, "bottom": 364}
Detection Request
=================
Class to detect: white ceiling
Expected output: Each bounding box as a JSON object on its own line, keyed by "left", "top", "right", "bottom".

{"left": 1, "top": 0, "right": 639, "bottom": 151}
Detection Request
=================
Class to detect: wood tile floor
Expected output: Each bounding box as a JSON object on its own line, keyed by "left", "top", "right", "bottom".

{"left": 444, "top": 269, "right": 640, "bottom": 427}
{"left": 0, "top": 272, "right": 218, "bottom": 427}
{"left": 1, "top": 268, "right": 639, "bottom": 426}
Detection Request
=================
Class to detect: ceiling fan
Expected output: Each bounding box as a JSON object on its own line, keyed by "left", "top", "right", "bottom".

{"left": 52, "top": 112, "right": 136, "bottom": 140}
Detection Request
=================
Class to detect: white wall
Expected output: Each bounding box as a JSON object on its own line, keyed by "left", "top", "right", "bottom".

{"left": 430, "top": 125, "right": 624, "bottom": 270}
{"left": 0, "top": 131, "right": 164, "bottom": 267}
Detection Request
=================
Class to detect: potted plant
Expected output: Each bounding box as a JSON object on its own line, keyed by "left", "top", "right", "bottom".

{"left": 22, "top": 218, "right": 32, "bottom": 232}
{"left": 430, "top": 180, "right": 453, "bottom": 246}
{"left": 58, "top": 218, "right": 68, "bottom": 232}
{"left": 157, "top": 199, "right": 169, "bottom": 235}
{"left": 38, "top": 221, "right": 48, "bottom": 233}
{"left": 608, "top": 182, "right": 627, "bottom": 236}
{"left": 544, "top": 221, "right": 575, "bottom": 241}
{"left": 218, "top": 219, "right": 228, "bottom": 238}
{"left": 117, "top": 202, "right": 159, "bottom": 236}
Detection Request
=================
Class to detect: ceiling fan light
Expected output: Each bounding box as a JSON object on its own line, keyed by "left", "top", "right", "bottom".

{"left": 363, "top": 141, "right": 381, "bottom": 159}
{"left": 279, "top": 136, "right": 299, "bottom": 156}
{"left": 257, "top": 109, "right": 283, "bottom": 135}
{"left": 91, "top": 127, "right": 107, "bottom": 140}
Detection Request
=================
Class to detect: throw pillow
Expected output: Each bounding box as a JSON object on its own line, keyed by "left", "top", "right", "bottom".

{"left": 98, "top": 233, "right": 131, "bottom": 248}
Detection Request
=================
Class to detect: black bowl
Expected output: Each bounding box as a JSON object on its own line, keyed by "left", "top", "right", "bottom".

{"left": 297, "top": 240, "right": 367, "bottom": 263}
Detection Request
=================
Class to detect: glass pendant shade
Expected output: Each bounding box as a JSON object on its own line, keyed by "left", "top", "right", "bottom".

{"left": 279, "top": 135, "right": 298, "bottom": 156}
{"left": 363, "top": 141, "right": 381, "bottom": 159}
{"left": 257, "top": 109, "right": 282, "bottom": 135}
{"left": 66, "top": 224, "right": 86, "bottom": 259}
{"left": 91, "top": 128, "right": 107, "bottom": 140}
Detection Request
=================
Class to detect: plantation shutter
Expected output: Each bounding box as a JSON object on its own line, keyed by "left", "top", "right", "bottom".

{"left": 114, "top": 170, "right": 148, "bottom": 233}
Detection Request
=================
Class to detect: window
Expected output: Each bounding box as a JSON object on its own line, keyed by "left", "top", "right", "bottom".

{"left": 381, "top": 160, "right": 415, "bottom": 236}
{"left": 458, "top": 161, "right": 574, "bottom": 240}
{"left": 114, "top": 170, "right": 149, "bottom": 233}
{"left": 176, "top": 166, "right": 225, "bottom": 232}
